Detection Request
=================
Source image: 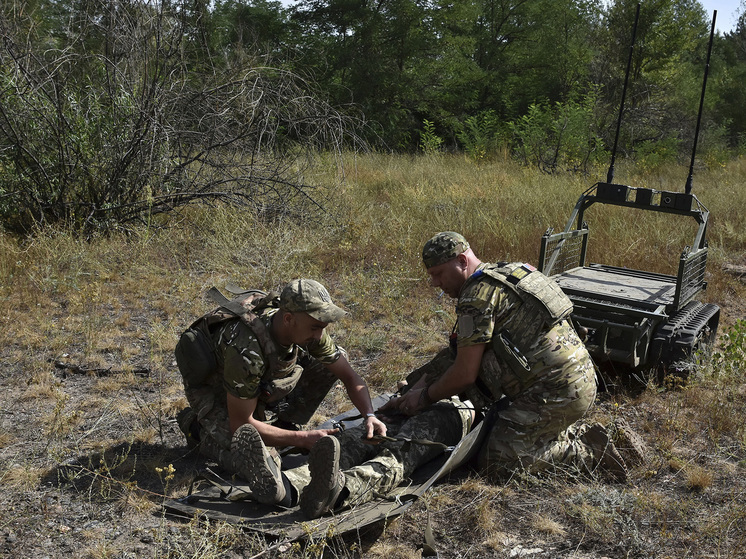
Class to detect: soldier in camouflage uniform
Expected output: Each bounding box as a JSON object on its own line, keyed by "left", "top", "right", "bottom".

{"left": 383, "top": 232, "right": 626, "bottom": 481}
{"left": 175, "top": 279, "right": 386, "bottom": 505}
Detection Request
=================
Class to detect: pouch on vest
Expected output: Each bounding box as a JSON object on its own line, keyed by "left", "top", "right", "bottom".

{"left": 493, "top": 331, "right": 530, "bottom": 374}
{"left": 175, "top": 327, "right": 217, "bottom": 389}
{"left": 259, "top": 364, "right": 304, "bottom": 404}
{"left": 490, "top": 330, "right": 543, "bottom": 397}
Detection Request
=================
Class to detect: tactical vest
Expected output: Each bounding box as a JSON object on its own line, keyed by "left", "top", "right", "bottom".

{"left": 463, "top": 263, "right": 574, "bottom": 404}
{"left": 175, "top": 287, "right": 303, "bottom": 404}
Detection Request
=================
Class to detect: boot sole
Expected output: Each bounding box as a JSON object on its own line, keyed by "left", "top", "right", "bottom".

{"left": 231, "top": 424, "right": 285, "bottom": 504}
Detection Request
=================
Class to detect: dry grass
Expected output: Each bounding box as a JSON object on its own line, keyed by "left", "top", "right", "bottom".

{"left": 1, "top": 152, "right": 746, "bottom": 558}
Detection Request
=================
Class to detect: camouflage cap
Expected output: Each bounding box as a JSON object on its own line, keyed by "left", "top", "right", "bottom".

{"left": 279, "top": 279, "right": 347, "bottom": 323}
{"left": 422, "top": 232, "right": 470, "bottom": 268}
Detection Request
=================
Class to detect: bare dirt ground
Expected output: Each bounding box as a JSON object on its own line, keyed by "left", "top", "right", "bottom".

{"left": 1, "top": 275, "right": 745, "bottom": 559}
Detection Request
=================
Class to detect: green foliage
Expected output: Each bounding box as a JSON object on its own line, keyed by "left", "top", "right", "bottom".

{"left": 508, "top": 104, "right": 552, "bottom": 168}
{"left": 419, "top": 119, "right": 444, "bottom": 155}
{"left": 212, "top": 0, "right": 290, "bottom": 51}
{"left": 598, "top": 0, "right": 713, "bottom": 152}
{"left": 457, "top": 110, "right": 504, "bottom": 163}
{"left": 2, "top": 0, "right": 746, "bottom": 232}
{"left": 474, "top": 0, "right": 599, "bottom": 116}
{"left": 713, "top": 18, "right": 746, "bottom": 146}
{"left": 507, "top": 89, "right": 607, "bottom": 172}
{"left": 710, "top": 319, "right": 746, "bottom": 378}
{"left": 635, "top": 137, "right": 681, "bottom": 171}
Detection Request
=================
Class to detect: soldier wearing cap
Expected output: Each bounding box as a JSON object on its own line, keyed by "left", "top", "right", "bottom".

{"left": 381, "top": 232, "right": 628, "bottom": 481}
{"left": 175, "top": 278, "right": 386, "bottom": 506}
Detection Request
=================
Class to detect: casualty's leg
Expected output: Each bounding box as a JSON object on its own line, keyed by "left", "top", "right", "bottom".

{"left": 342, "top": 399, "right": 472, "bottom": 508}
{"left": 298, "top": 399, "right": 472, "bottom": 518}
{"left": 230, "top": 423, "right": 288, "bottom": 504}
{"left": 299, "top": 435, "right": 345, "bottom": 518}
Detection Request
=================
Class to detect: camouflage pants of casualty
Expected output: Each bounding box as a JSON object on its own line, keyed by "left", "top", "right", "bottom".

{"left": 180, "top": 357, "right": 338, "bottom": 478}
{"left": 415, "top": 323, "right": 599, "bottom": 479}
{"left": 283, "top": 399, "right": 473, "bottom": 508}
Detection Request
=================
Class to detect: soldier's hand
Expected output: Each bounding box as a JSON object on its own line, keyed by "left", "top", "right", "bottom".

{"left": 301, "top": 428, "right": 339, "bottom": 449}
{"left": 376, "top": 395, "right": 401, "bottom": 422}
{"left": 364, "top": 414, "right": 387, "bottom": 439}
{"left": 378, "top": 395, "right": 401, "bottom": 413}
{"left": 396, "top": 389, "right": 421, "bottom": 416}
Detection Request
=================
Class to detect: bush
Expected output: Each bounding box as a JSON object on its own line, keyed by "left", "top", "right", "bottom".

{"left": 507, "top": 88, "right": 607, "bottom": 173}
{"left": 634, "top": 138, "right": 681, "bottom": 171}
{"left": 456, "top": 110, "right": 504, "bottom": 163}
{"left": 0, "top": 0, "right": 358, "bottom": 234}
{"left": 419, "top": 119, "right": 444, "bottom": 155}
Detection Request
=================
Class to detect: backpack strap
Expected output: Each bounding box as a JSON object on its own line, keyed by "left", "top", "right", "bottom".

{"left": 480, "top": 263, "right": 573, "bottom": 325}
{"left": 206, "top": 287, "right": 249, "bottom": 317}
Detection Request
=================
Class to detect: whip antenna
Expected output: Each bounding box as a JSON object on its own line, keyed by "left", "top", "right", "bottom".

{"left": 685, "top": 10, "right": 717, "bottom": 194}
{"left": 607, "top": 3, "right": 641, "bottom": 184}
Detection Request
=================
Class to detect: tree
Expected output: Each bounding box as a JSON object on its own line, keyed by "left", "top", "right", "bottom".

{"left": 290, "top": 0, "right": 443, "bottom": 149}
{"left": 594, "top": 0, "right": 711, "bottom": 156}
{"left": 211, "top": 0, "right": 292, "bottom": 56}
{"left": 712, "top": 5, "right": 746, "bottom": 148}
{"left": 472, "top": 0, "right": 600, "bottom": 118}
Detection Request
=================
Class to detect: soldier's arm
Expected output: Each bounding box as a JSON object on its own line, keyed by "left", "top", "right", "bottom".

{"left": 325, "top": 355, "right": 388, "bottom": 438}
{"left": 428, "top": 342, "right": 485, "bottom": 398}
{"left": 397, "top": 343, "right": 486, "bottom": 414}
{"left": 226, "top": 393, "right": 337, "bottom": 450}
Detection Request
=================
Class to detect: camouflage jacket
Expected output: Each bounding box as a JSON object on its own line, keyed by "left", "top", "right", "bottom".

{"left": 455, "top": 263, "right": 593, "bottom": 406}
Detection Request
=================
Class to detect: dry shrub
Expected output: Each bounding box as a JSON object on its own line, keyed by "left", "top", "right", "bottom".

{"left": 483, "top": 531, "right": 514, "bottom": 551}
{"left": 365, "top": 541, "right": 422, "bottom": 559}
{"left": 0, "top": 430, "right": 15, "bottom": 448}
{"left": 564, "top": 485, "right": 639, "bottom": 546}
{"left": 94, "top": 373, "right": 141, "bottom": 394}
{"left": 2, "top": 464, "right": 47, "bottom": 490}
{"left": 685, "top": 465, "right": 714, "bottom": 492}
{"left": 426, "top": 476, "right": 512, "bottom": 542}
{"left": 530, "top": 514, "right": 567, "bottom": 536}
{"left": 21, "top": 369, "right": 62, "bottom": 401}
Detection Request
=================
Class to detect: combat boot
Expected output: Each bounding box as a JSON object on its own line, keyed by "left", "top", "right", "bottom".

{"left": 581, "top": 422, "right": 628, "bottom": 482}
{"left": 231, "top": 423, "right": 286, "bottom": 504}
{"left": 610, "top": 418, "right": 647, "bottom": 467}
{"left": 300, "top": 435, "right": 345, "bottom": 519}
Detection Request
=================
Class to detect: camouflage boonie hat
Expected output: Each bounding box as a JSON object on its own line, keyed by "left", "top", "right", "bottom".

{"left": 422, "top": 232, "right": 470, "bottom": 268}
{"left": 280, "top": 279, "right": 347, "bottom": 323}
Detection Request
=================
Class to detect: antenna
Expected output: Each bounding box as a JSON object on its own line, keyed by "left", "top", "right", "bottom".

{"left": 685, "top": 10, "right": 717, "bottom": 195}
{"left": 607, "top": 3, "right": 641, "bottom": 185}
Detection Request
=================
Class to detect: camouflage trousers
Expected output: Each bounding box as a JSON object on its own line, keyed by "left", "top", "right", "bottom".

{"left": 284, "top": 399, "right": 473, "bottom": 507}
{"left": 179, "top": 356, "right": 339, "bottom": 476}
{"left": 411, "top": 331, "right": 599, "bottom": 479}
{"left": 476, "top": 373, "right": 598, "bottom": 479}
